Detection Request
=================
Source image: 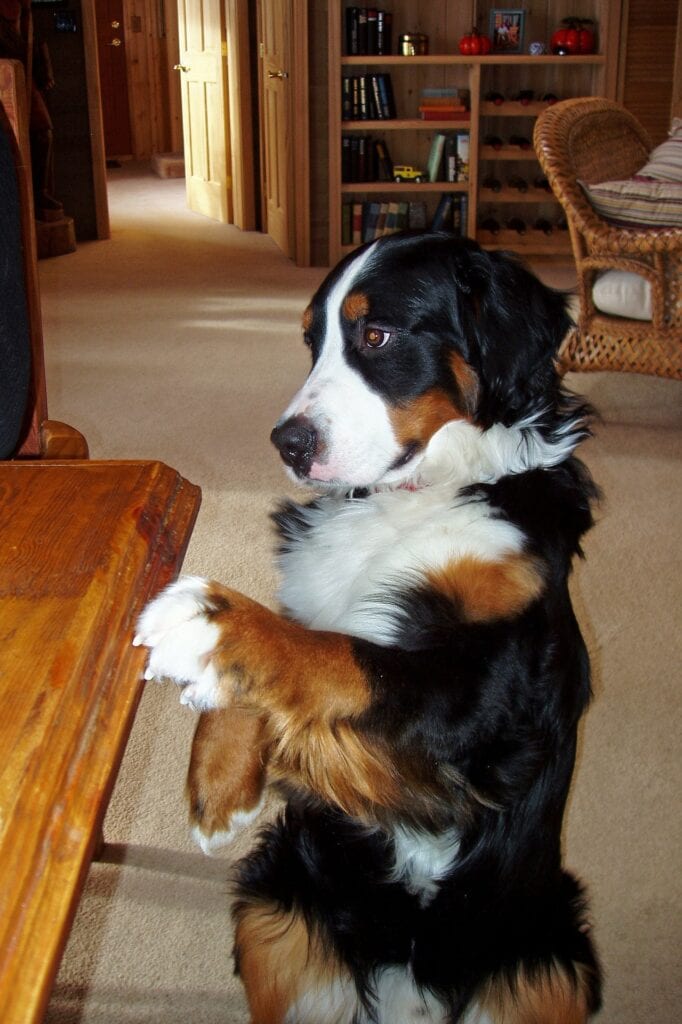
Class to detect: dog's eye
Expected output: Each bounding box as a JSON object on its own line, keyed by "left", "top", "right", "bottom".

{"left": 303, "top": 332, "right": 313, "bottom": 349}
{"left": 364, "top": 327, "right": 392, "bottom": 349}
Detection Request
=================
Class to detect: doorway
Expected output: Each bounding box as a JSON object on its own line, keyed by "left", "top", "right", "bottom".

{"left": 95, "top": 0, "right": 133, "bottom": 158}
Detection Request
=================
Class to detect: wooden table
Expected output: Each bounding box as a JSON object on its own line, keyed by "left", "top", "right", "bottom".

{"left": 0, "top": 460, "right": 201, "bottom": 1024}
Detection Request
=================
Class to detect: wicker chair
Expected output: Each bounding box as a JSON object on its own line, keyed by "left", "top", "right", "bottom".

{"left": 533, "top": 97, "right": 681, "bottom": 379}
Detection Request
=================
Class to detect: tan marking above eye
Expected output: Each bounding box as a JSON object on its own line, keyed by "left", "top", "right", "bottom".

{"left": 342, "top": 291, "right": 370, "bottom": 321}
{"left": 302, "top": 305, "right": 313, "bottom": 331}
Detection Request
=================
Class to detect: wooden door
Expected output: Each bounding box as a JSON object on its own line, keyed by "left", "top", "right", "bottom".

{"left": 176, "top": 0, "right": 231, "bottom": 221}
{"left": 259, "top": 0, "right": 293, "bottom": 256}
{"left": 95, "top": 0, "right": 132, "bottom": 157}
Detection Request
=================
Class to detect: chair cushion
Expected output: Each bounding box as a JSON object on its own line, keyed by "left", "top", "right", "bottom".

{"left": 637, "top": 118, "right": 682, "bottom": 182}
{"left": 591, "top": 270, "right": 652, "bottom": 321}
{"left": 578, "top": 176, "right": 682, "bottom": 227}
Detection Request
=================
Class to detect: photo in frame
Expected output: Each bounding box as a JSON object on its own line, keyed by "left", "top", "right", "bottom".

{"left": 489, "top": 10, "right": 526, "bottom": 54}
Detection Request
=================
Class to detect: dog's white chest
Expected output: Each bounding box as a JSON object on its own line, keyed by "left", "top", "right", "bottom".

{"left": 276, "top": 487, "right": 524, "bottom": 645}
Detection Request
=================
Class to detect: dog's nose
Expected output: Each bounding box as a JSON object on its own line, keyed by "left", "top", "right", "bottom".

{"left": 271, "top": 417, "right": 317, "bottom": 476}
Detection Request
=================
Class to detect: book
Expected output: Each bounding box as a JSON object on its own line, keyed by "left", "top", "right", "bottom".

{"left": 385, "top": 200, "right": 401, "bottom": 234}
{"left": 376, "top": 10, "right": 392, "bottom": 55}
{"left": 342, "top": 77, "right": 353, "bottom": 121}
{"left": 373, "top": 137, "right": 393, "bottom": 180}
{"left": 426, "top": 132, "right": 447, "bottom": 182}
{"left": 366, "top": 8, "right": 378, "bottom": 54}
{"left": 431, "top": 193, "right": 455, "bottom": 231}
{"left": 369, "top": 75, "right": 383, "bottom": 120}
{"left": 362, "top": 200, "right": 382, "bottom": 242}
{"left": 376, "top": 73, "right": 396, "bottom": 119}
{"left": 456, "top": 132, "right": 470, "bottom": 182}
{"left": 408, "top": 201, "right": 427, "bottom": 229}
{"left": 345, "top": 7, "right": 359, "bottom": 55}
{"left": 342, "top": 202, "right": 353, "bottom": 245}
{"left": 359, "top": 75, "right": 370, "bottom": 119}
{"left": 352, "top": 202, "right": 363, "bottom": 244}
{"left": 375, "top": 202, "right": 389, "bottom": 237}
{"left": 443, "top": 134, "right": 458, "bottom": 183}
{"left": 357, "top": 8, "right": 368, "bottom": 54}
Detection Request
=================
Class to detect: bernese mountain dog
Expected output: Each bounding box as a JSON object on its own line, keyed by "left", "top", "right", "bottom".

{"left": 134, "top": 232, "right": 602, "bottom": 1023}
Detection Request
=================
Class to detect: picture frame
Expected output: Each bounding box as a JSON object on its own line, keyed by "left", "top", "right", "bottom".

{"left": 489, "top": 10, "right": 526, "bottom": 54}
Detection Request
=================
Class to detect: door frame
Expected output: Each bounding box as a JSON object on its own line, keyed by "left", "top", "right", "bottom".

{"left": 256, "top": 0, "right": 310, "bottom": 265}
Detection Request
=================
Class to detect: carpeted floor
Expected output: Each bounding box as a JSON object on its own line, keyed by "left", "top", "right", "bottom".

{"left": 39, "top": 164, "right": 681, "bottom": 1023}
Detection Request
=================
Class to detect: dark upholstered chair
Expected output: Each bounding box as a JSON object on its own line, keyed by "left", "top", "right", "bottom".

{"left": 0, "top": 59, "right": 87, "bottom": 457}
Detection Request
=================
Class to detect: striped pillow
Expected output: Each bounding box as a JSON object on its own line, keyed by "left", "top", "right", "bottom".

{"left": 579, "top": 177, "right": 682, "bottom": 228}
{"left": 638, "top": 118, "right": 682, "bottom": 182}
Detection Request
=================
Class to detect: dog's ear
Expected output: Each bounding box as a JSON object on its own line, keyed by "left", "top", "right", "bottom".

{"left": 451, "top": 247, "right": 571, "bottom": 428}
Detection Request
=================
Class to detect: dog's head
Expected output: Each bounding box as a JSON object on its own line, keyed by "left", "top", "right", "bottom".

{"left": 271, "top": 232, "right": 574, "bottom": 491}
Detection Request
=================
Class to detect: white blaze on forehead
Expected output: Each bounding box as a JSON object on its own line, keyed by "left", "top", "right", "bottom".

{"left": 280, "top": 242, "right": 406, "bottom": 487}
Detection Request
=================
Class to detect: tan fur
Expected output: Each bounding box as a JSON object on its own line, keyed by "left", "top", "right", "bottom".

{"left": 479, "top": 963, "right": 594, "bottom": 1024}
{"left": 187, "top": 707, "right": 268, "bottom": 837}
{"left": 235, "top": 902, "right": 348, "bottom": 1024}
{"left": 302, "top": 305, "right": 313, "bottom": 331}
{"left": 427, "top": 554, "right": 546, "bottom": 623}
{"left": 201, "top": 584, "right": 402, "bottom": 816}
{"left": 390, "top": 388, "right": 463, "bottom": 448}
{"left": 449, "top": 350, "right": 481, "bottom": 417}
{"left": 342, "top": 290, "right": 369, "bottom": 321}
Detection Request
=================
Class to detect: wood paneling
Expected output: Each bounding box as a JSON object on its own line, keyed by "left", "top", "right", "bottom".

{"left": 619, "top": 0, "right": 679, "bottom": 144}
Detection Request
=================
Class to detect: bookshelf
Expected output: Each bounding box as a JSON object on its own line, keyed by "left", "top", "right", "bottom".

{"left": 327, "top": 2, "right": 622, "bottom": 265}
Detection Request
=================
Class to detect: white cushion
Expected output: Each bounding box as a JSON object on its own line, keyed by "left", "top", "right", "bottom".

{"left": 592, "top": 270, "right": 652, "bottom": 321}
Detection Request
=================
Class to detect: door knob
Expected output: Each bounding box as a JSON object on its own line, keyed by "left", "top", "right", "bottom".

{"left": 267, "top": 70, "right": 289, "bottom": 79}
{"left": 108, "top": 38, "right": 122, "bottom": 46}
{"left": 173, "top": 64, "right": 191, "bottom": 72}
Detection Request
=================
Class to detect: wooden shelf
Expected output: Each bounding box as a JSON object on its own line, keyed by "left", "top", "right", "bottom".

{"left": 480, "top": 145, "right": 539, "bottom": 160}
{"left": 478, "top": 229, "right": 572, "bottom": 254}
{"left": 481, "top": 101, "right": 557, "bottom": 117}
{"left": 341, "top": 54, "right": 606, "bottom": 67}
{"left": 479, "top": 186, "right": 559, "bottom": 203}
{"left": 342, "top": 119, "right": 471, "bottom": 131}
{"left": 328, "top": 1, "right": 621, "bottom": 264}
{"left": 342, "top": 181, "right": 468, "bottom": 193}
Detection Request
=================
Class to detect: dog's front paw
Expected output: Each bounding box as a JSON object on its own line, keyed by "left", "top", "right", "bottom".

{"left": 133, "top": 576, "right": 225, "bottom": 710}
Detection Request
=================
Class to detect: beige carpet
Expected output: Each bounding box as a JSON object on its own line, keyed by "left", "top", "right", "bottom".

{"left": 39, "top": 164, "right": 681, "bottom": 1024}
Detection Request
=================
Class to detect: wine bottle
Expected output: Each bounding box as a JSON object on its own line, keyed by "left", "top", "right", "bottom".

{"left": 508, "top": 176, "right": 528, "bottom": 193}
{"left": 482, "top": 176, "right": 502, "bottom": 192}
{"left": 508, "top": 135, "right": 532, "bottom": 150}
{"left": 483, "top": 134, "right": 503, "bottom": 150}
{"left": 534, "top": 218, "right": 553, "bottom": 235}
{"left": 480, "top": 217, "right": 501, "bottom": 235}
{"left": 506, "top": 217, "right": 527, "bottom": 235}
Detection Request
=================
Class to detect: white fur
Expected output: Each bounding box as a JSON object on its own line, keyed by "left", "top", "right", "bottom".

{"left": 134, "top": 576, "right": 223, "bottom": 710}
{"left": 190, "top": 796, "right": 266, "bottom": 855}
{"left": 277, "top": 415, "right": 575, "bottom": 645}
{"left": 276, "top": 241, "right": 416, "bottom": 489}
{"left": 285, "top": 964, "right": 452, "bottom": 1024}
{"left": 388, "top": 826, "right": 460, "bottom": 906}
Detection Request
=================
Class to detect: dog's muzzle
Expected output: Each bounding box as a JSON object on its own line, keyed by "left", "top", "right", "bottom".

{"left": 271, "top": 416, "right": 318, "bottom": 477}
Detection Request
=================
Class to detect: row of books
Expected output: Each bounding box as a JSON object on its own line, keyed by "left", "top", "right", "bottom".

{"left": 426, "top": 131, "right": 470, "bottom": 183}
{"left": 342, "top": 135, "right": 393, "bottom": 183}
{"left": 342, "top": 195, "right": 468, "bottom": 246}
{"left": 342, "top": 74, "right": 396, "bottom": 120}
{"left": 345, "top": 7, "right": 393, "bottom": 56}
{"left": 419, "top": 87, "right": 470, "bottom": 122}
